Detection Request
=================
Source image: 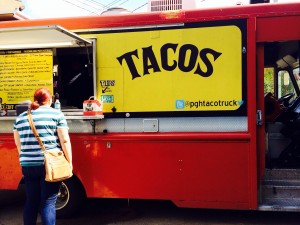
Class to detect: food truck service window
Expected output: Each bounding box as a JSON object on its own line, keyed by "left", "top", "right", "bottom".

{"left": 0, "top": 25, "right": 95, "bottom": 113}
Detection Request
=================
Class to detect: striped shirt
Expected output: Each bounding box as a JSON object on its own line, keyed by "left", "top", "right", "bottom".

{"left": 13, "top": 106, "right": 69, "bottom": 167}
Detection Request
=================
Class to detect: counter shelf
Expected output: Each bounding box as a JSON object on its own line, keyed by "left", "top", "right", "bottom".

{"left": 0, "top": 110, "right": 104, "bottom": 134}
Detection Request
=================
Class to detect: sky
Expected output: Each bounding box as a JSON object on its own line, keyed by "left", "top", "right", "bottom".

{"left": 21, "top": 0, "right": 148, "bottom": 18}
{"left": 21, "top": 0, "right": 300, "bottom": 19}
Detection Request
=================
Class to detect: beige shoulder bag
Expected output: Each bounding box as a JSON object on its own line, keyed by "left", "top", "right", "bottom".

{"left": 27, "top": 109, "right": 73, "bottom": 182}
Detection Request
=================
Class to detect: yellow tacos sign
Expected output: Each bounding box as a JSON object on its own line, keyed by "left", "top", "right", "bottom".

{"left": 96, "top": 23, "right": 245, "bottom": 115}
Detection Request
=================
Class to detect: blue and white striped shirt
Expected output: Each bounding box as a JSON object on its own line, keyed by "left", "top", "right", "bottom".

{"left": 13, "top": 106, "right": 69, "bottom": 167}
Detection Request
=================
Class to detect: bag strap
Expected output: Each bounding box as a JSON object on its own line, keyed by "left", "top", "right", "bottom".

{"left": 27, "top": 109, "right": 46, "bottom": 152}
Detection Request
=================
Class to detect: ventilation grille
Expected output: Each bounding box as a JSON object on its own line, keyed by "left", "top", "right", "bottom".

{"left": 150, "top": 0, "right": 182, "bottom": 12}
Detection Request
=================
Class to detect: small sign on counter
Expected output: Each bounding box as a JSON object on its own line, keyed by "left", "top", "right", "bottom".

{"left": 83, "top": 96, "right": 103, "bottom": 116}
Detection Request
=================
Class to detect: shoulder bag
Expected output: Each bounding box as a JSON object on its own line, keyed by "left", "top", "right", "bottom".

{"left": 27, "top": 109, "right": 73, "bottom": 182}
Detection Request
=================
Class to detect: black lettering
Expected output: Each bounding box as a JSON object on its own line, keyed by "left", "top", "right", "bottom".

{"left": 116, "top": 49, "right": 141, "bottom": 80}
{"left": 161, "top": 43, "right": 178, "bottom": 71}
{"left": 142, "top": 46, "right": 161, "bottom": 75}
{"left": 194, "top": 48, "right": 222, "bottom": 77}
{"left": 117, "top": 45, "right": 222, "bottom": 80}
{"left": 178, "top": 44, "right": 198, "bottom": 72}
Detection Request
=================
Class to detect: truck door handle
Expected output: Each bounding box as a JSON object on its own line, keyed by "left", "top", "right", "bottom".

{"left": 257, "top": 110, "right": 263, "bottom": 126}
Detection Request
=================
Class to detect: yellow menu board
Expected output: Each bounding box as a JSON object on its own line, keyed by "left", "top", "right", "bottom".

{"left": 0, "top": 49, "right": 53, "bottom": 109}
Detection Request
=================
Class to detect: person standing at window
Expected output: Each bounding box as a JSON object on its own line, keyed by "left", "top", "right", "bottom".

{"left": 13, "top": 87, "right": 72, "bottom": 225}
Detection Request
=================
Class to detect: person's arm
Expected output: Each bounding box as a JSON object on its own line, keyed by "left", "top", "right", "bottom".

{"left": 57, "top": 128, "right": 73, "bottom": 169}
{"left": 13, "top": 130, "right": 21, "bottom": 155}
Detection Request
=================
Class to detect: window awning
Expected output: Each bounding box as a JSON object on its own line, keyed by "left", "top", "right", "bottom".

{"left": 0, "top": 10, "right": 28, "bottom": 21}
{"left": 0, "top": 25, "right": 92, "bottom": 50}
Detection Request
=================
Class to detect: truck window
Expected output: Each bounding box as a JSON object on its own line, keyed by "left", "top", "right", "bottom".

{"left": 264, "top": 67, "right": 274, "bottom": 94}
{"left": 293, "top": 67, "right": 300, "bottom": 91}
{"left": 277, "top": 70, "right": 297, "bottom": 101}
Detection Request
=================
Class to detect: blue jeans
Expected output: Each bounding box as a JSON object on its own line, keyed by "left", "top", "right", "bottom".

{"left": 22, "top": 166, "right": 61, "bottom": 225}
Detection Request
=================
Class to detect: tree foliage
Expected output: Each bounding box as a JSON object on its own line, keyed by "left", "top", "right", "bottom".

{"left": 264, "top": 68, "right": 274, "bottom": 94}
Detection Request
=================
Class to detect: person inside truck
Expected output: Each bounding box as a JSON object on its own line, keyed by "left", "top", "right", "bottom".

{"left": 264, "top": 92, "right": 286, "bottom": 122}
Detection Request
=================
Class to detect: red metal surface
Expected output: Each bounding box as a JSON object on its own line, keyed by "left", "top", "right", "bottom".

{"left": 0, "top": 3, "right": 299, "bottom": 31}
{"left": 256, "top": 44, "right": 266, "bottom": 183}
{"left": 257, "top": 15, "right": 300, "bottom": 42}
{"left": 0, "top": 131, "right": 255, "bottom": 210}
{"left": 70, "top": 133, "right": 252, "bottom": 210}
{"left": 245, "top": 17, "right": 259, "bottom": 210}
{"left": 0, "top": 131, "right": 254, "bottom": 210}
{"left": 0, "top": 134, "right": 22, "bottom": 190}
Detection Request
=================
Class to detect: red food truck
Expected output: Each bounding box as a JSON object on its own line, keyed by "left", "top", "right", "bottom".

{"left": 0, "top": 2, "right": 300, "bottom": 217}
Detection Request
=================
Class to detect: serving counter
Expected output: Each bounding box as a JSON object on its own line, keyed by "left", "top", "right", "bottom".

{"left": 0, "top": 110, "right": 104, "bottom": 134}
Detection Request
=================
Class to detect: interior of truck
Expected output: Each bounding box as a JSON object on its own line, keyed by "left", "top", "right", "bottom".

{"left": 53, "top": 46, "right": 94, "bottom": 109}
{"left": 264, "top": 40, "right": 300, "bottom": 168}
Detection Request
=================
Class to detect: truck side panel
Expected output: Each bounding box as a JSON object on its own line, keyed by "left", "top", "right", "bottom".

{"left": 71, "top": 133, "right": 252, "bottom": 210}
